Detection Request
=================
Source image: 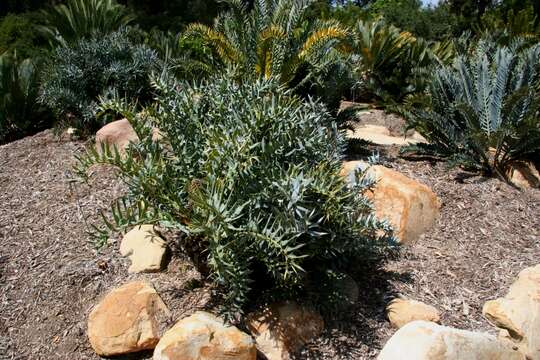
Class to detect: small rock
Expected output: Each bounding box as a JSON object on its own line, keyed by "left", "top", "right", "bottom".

{"left": 246, "top": 301, "right": 324, "bottom": 360}
{"left": 153, "top": 311, "right": 256, "bottom": 360}
{"left": 483, "top": 264, "right": 540, "bottom": 359}
{"left": 378, "top": 321, "right": 524, "bottom": 360}
{"left": 386, "top": 298, "right": 440, "bottom": 329}
{"left": 95, "top": 118, "right": 139, "bottom": 155}
{"left": 341, "top": 162, "right": 441, "bottom": 243}
{"left": 120, "top": 225, "right": 167, "bottom": 273}
{"left": 88, "top": 281, "right": 169, "bottom": 356}
{"left": 60, "top": 127, "right": 78, "bottom": 141}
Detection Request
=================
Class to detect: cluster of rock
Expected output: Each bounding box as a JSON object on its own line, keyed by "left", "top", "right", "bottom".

{"left": 88, "top": 119, "right": 540, "bottom": 360}
{"left": 88, "top": 280, "right": 324, "bottom": 359}
{"left": 88, "top": 119, "right": 447, "bottom": 359}
{"left": 378, "top": 264, "right": 540, "bottom": 360}
{"left": 86, "top": 160, "right": 442, "bottom": 359}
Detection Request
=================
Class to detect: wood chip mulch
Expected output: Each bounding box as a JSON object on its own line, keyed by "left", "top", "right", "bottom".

{"left": 1, "top": 131, "right": 539, "bottom": 359}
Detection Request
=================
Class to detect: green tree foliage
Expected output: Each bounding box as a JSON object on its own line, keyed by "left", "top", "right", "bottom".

{"left": 124, "top": 0, "right": 224, "bottom": 31}
{"left": 0, "top": 53, "right": 51, "bottom": 144}
{"left": 481, "top": 2, "right": 540, "bottom": 39}
{"left": 39, "top": 29, "right": 157, "bottom": 133}
{"left": 39, "top": 0, "right": 135, "bottom": 44}
{"left": 0, "top": 0, "right": 60, "bottom": 16}
{"left": 398, "top": 40, "right": 540, "bottom": 179}
{"left": 0, "top": 13, "right": 49, "bottom": 58}
{"left": 76, "top": 73, "right": 395, "bottom": 319}
{"left": 184, "top": 0, "right": 347, "bottom": 90}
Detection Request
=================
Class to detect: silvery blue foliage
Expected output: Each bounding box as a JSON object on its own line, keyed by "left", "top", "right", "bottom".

{"left": 77, "top": 73, "right": 396, "bottom": 319}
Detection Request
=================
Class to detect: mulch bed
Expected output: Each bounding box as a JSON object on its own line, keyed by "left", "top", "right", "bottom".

{"left": 1, "top": 130, "right": 539, "bottom": 359}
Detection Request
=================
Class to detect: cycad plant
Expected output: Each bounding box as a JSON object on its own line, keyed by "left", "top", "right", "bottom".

{"left": 76, "top": 73, "right": 395, "bottom": 319}
{"left": 142, "top": 28, "right": 217, "bottom": 81}
{"left": 0, "top": 54, "right": 50, "bottom": 144}
{"left": 399, "top": 40, "right": 540, "bottom": 179}
{"left": 40, "top": 0, "right": 135, "bottom": 45}
{"left": 184, "top": 0, "right": 347, "bottom": 89}
{"left": 39, "top": 29, "right": 157, "bottom": 134}
{"left": 349, "top": 18, "right": 441, "bottom": 104}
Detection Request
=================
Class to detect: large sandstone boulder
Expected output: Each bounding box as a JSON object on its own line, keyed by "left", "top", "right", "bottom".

{"left": 153, "top": 311, "right": 256, "bottom": 360}
{"left": 378, "top": 321, "right": 524, "bottom": 360}
{"left": 386, "top": 298, "right": 440, "bottom": 329}
{"left": 88, "top": 281, "right": 169, "bottom": 356}
{"left": 95, "top": 118, "right": 139, "bottom": 154}
{"left": 120, "top": 225, "right": 167, "bottom": 273}
{"left": 341, "top": 162, "right": 441, "bottom": 243}
{"left": 483, "top": 264, "right": 540, "bottom": 359}
{"left": 246, "top": 301, "right": 324, "bottom": 360}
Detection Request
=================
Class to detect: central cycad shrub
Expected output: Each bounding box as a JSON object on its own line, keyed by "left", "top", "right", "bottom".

{"left": 77, "top": 74, "right": 395, "bottom": 319}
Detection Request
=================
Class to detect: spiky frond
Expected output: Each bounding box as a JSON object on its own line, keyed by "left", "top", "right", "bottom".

{"left": 183, "top": 0, "right": 346, "bottom": 87}
{"left": 77, "top": 73, "right": 395, "bottom": 320}
{"left": 39, "top": 0, "right": 134, "bottom": 44}
{"left": 0, "top": 53, "right": 50, "bottom": 143}
{"left": 397, "top": 40, "right": 540, "bottom": 178}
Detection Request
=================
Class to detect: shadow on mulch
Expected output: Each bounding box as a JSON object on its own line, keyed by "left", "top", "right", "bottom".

{"left": 294, "top": 257, "right": 413, "bottom": 359}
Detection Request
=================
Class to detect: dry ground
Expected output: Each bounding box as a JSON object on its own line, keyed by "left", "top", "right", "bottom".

{"left": 1, "top": 131, "right": 539, "bottom": 359}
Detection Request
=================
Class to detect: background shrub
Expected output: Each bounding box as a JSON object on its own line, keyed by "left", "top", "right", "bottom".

{"left": 0, "top": 53, "right": 51, "bottom": 144}
{"left": 39, "top": 0, "right": 135, "bottom": 45}
{"left": 185, "top": 0, "right": 347, "bottom": 92}
{"left": 0, "top": 13, "right": 49, "bottom": 58}
{"left": 77, "top": 73, "right": 395, "bottom": 319}
{"left": 39, "top": 29, "right": 158, "bottom": 134}
{"left": 398, "top": 40, "right": 540, "bottom": 178}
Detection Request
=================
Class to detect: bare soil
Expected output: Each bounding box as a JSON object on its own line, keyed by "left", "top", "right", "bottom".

{"left": 1, "top": 131, "right": 539, "bottom": 359}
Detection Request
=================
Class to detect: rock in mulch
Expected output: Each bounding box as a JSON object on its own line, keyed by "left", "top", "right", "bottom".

{"left": 347, "top": 124, "right": 425, "bottom": 146}
{"left": 120, "top": 225, "right": 168, "bottom": 273}
{"left": 95, "top": 118, "right": 139, "bottom": 155}
{"left": 483, "top": 264, "right": 540, "bottom": 359}
{"left": 153, "top": 311, "right": 256, "bottom": 360}
{"left": 386, "top": 298, "right": 440, "bottom": 329}
{"left": 247, "top": 301, "right": 324, "bottom": 360}
{"left": 378, "top": 321, "right": 524, "bottom": 360}
{"left": 507, "top": 161, "right": 540, "bottom": 189}
{"left": 341, "top": 162, "right": 441, "bottom": 243}
{"left": 87, "top": 281, "right": 169, "bottom": 356}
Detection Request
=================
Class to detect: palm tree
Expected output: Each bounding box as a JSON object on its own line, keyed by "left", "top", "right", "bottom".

{"left": 184, "top": 0, "right": 347, "bottom": 89}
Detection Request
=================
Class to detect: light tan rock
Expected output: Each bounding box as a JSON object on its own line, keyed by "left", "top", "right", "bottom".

{"left": 378, "top": 321, "right": 524, "bottom": 360}
{"left": 95, "top": 118, "right": 139, "bottom": 154}
{"left": 483, "top": 264, "right": 540, "bottom": 359}
{"left": 341, "top": 162, "right": 441, "bottom": 243}
{"left": 347, "top": 124, "right": 425, "bottom": 146}
{"left": 88, "top": 281, "right": 169, "bottom": 356}
{"left": 153, "top": 311, "right": 256, "bottom": 360}
{"left": 386, "top": 298, "right": 440, "bottom": 329}
{"left": 507, "top": 161, "right": 540, "bottom": 189}
{"left": 120, "top": 225, "right": 167, "bottom": 273}
{"left": 246, "top": 301, "right": 324, "bottom": 360}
